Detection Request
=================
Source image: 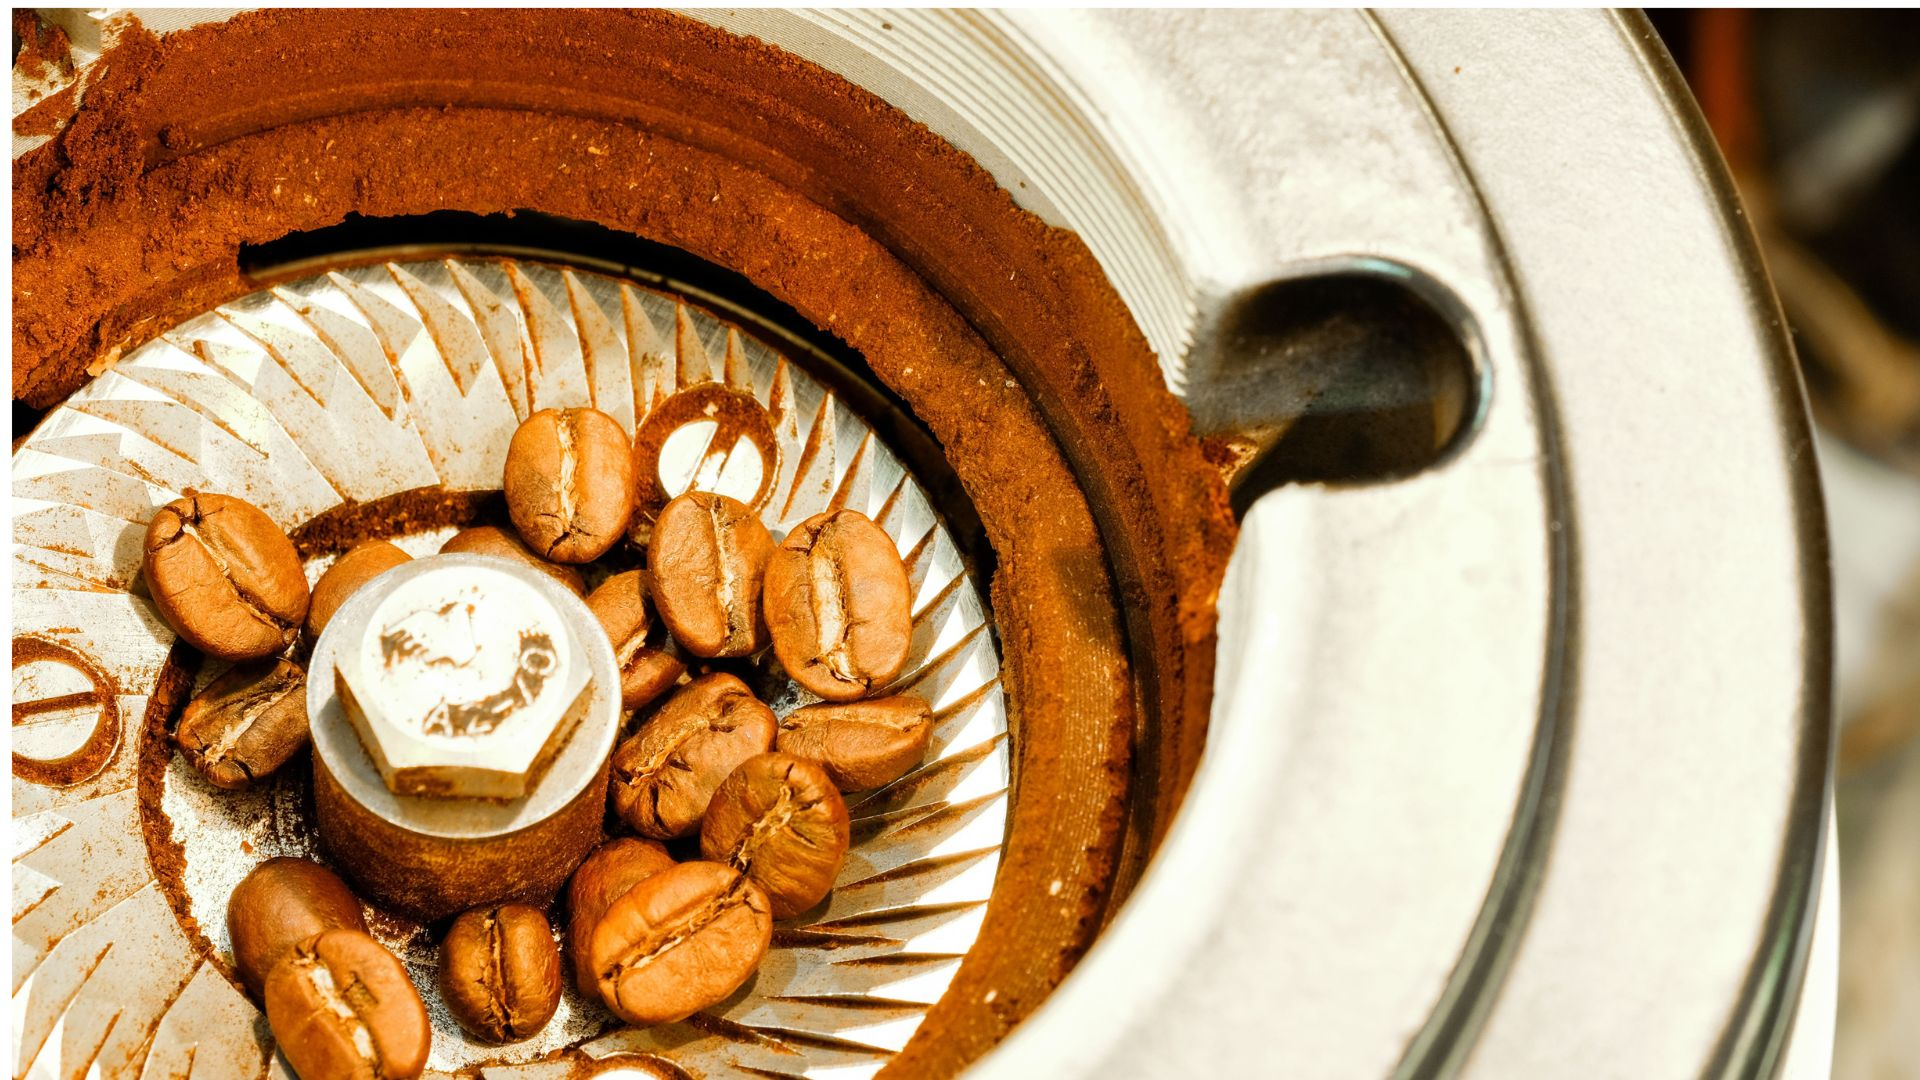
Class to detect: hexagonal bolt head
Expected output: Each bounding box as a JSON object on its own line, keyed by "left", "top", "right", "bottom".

{"left": 332, "top": 559, "right": 593, "bottom": 800}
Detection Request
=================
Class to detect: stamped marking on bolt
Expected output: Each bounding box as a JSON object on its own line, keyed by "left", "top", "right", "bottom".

{"left": 334, "top": 563, "right": 592, "bottom": 799}
{"left": 376, "top": 593, "right": 560, "bottom": 738}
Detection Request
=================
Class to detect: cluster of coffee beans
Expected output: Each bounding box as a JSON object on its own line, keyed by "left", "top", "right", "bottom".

{"left": 144, "top": 405, "right": 930, "bottom": 1077}
{"left": 229, "top": 858, "right": 429, "bottom": 1080}
{"left": 563, "top": 403, "right": 928, "bottom": 1027}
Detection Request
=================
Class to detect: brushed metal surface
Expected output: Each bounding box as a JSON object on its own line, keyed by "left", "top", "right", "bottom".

{"left": 10, "top": 8, "right": 1832, "bottom": 1078}
{"left": 928, "top": 9, "right": 1828, "bottom": 1080}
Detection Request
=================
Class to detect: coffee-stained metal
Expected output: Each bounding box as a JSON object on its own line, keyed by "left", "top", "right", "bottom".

{"left": 886, "top": 9, "right": 1826, "bottom": 1080}
{"left": 329, "top": 559, "right": 596, "bottom": 801}
{"left": 308, "top": 553, "right": 619, "bottom": 920}
{"left": 10, "top": 7, "right": 1832, "bottom": 1078}
{"left": 10, "top": 258, "right": 1009, "bottom": 1078}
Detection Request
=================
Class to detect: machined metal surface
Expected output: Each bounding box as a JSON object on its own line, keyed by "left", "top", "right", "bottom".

{"left": 688, "top": 8, "right": 1833, "bottom": 1079}
{"left": 315, "top": 555, "right": 614, "bottom": 823}
{"left": 11, "top": 7, "right": 1833, "bottom": 1079}
{"left": 324, "top": 556, "right": 605, "bottom": 804}
{"left": 11, "top": 258, "right": 1010, "bottom": 1078}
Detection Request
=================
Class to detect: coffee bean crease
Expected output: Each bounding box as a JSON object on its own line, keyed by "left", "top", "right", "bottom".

{"left": 602, "top": 871, "right": 754, "bottom": 980}
{"left": 291, "top": 953, "right": 384, "bottom": 1071}
{"left": 197, "top": 669, "right": 301, "bottom": 770}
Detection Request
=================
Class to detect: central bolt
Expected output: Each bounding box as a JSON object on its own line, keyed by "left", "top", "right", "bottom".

{"left": 331, "top": 559, "right": 593, "bottom": 800}
{"left": 308, "top": 551, "right": 621, "bottom": 920}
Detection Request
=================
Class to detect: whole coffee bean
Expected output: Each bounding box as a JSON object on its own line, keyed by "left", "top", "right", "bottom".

{"left": 143, "top": 492, "right": 309, "bottom": 661}
{"left": 700, "top": 753, "right": 850, "bottom": 918}
{"left": 589, "top": 861, "right": 771, "bottom": 1027}
{"left": 307, "top": 540, "right": 410, "bottom": 644}
{"left": 228, "top": 857, "right": 368, "bottom": 1001}
{"left": 763, "top": 509, "right": 911, "bottom": 701}
{"left": 648, "top": 491, "right": 774, "bottom": 658}
{"left": 609, "top": 674, "right": 775, "bottom": 839}
{"left": 438, "top": 903, "right": 563, "bottom": 1043}
{"left": 566, "top": 837, "right": 677, "bottom": 993}
{"left": 265, "top": 928, "right": 429, "bottom": 1080}
{"left": 440, "top": 525, "right": 586, "bottom": 596}
{"left": 504, "top": 407, "right": 635, "bottom": 564}
{"left": 587, "top": 570, "right": 685, "bottom": 711}
{"left": 776, "top": 695, "right": 933, "bottom": 792}
{"left": 175, "top": 658, "right": 310, "bottom": 789}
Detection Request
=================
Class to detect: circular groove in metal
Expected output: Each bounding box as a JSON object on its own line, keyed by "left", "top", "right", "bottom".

{"left": 10, "top": 256, "right": 1010, "bottom": 1079}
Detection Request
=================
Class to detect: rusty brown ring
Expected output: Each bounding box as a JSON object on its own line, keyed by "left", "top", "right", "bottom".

{"left": 11, "top": 636, "right": 122, "bottom": 788}
{"left": 12, "top": 11, "right": 1235, "bottom": 1076}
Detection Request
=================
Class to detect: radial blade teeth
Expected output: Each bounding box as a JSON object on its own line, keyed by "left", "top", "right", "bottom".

{"left": 445, "top": 258, "right": 536, "bottom": 420}
{"left": 216, "top": 306, "right": 335, "bottom": 408}
{"left": 390, "top": 263, "right": 489, "bottom": 398}
{"left": 11, "top": 461, "right": 162, "bottom": 525}
{"left": 13, "top": 814, "right": 75, "bottom": 863}
{"left": 564, "top": 269, "right": 635, "bottom": 432}
{"left": 13, "top": 884, "right": 197, "bottom": 1080}
{"left": 848, "top": 802, "right": 947, "bottom": 844}
{"left": 876, "top": 624, "right": 989, "bottom": 706}
{"left": 872, "top": 475, "right": 917, "bottom": 550}
{"left": 713, "top": 994, "right": 929, "bottom": 1054}
{"left": 334, "top": 264, "right": 515, "bottom": 488}
{"left": 138, "top": 962, "right": 270, "bottom": 1080}
{"left": 802, "top": 901, "right": 989, "bottom": 964}
{"left": 12, "top": 504, "right": 147, "bottom": 591}
{"left": 901, "top": 573, "right": 969, "bottom": 671}
{"left": 845, "top": 732, "right": 1005, "bottom": 817}
{"left": 12, "top": 257, "right": 1013, "bottom": 1077}
{"left": 767, "top": 356, "right": 805, "bottom": 516}
{"left": 28, "top": 428, "right": 201, "bottom": 495}
{"left": 795, "top": 953, "right": 965, "bottom": 1005}
{"left": 676, "top": 302, "right": 715, "bottom": 386}
{"left": 768, "top": 356, "right": 800, "bottom": 437}
{"left": 817, "top": 849, "right": 1000, "bottom": 924}
{"left": 839, "top": 791, "right": 1006, "bottom": 883}
{"left": 900, "top": 527, "right": 945, "bottom": 605}
{"left": 206, "top": 287, "right": 440, "bottom": 503}
{"left": 780, "top": 393, "right": 838, "bottom": 525}
{"left": 724, "top": 329, "right": 755, "bottom": 393}
{"left": 827, "top": 432, "right": 875, "bottom": 515}
{"left": 624, "top": 284, "right": 674, "bottom": 424}
{"left": 275, "top": 283, "right": 405, "bottom": 422}
{"left": 506, "top": 262, "right": 591, "bottom": 413}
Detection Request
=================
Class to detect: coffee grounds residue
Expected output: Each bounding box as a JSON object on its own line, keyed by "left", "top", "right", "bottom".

{"left": 14, "top": 11, "right": 1234, "bottom": 1077}
{"left": 12, "top": 9, "right": 74, "bottom": 85}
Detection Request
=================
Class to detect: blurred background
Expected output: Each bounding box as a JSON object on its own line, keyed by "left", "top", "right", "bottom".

{"left": 1649, "top": 10, "right": 1920, "bottom": 1077}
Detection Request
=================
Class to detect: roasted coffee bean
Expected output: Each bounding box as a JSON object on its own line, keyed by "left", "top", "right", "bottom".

{"left": 265, "top": 928, "right": 429, "bottom": 1080}
{"left": 504, "top": 407, "right": 635, "bottom": 564}
{"left": 589, "top": 861, "right": 771, "bottom": 1027}
{"left": 566, "top": 837, "right": 677, "bottom": 992}
{"left": 776, "top": 695, "right": 933, "bottom": 791}
{"left": 440, "top": 525, "right": 586, "bottom": 596}
{"left": 175, "top": 658, "right": 310, "bottom": 789}
{"left": 609, "top": 674, "right": 775, "bottom": 839}
{"left": 228, "top": 858, "right": 368, "bottom": 1001}
{"left": 307, "top": 540, "right": 411, "bottom": 644}
{"left": 648, "top": 491, "right": 774, "bottom": 658}
{"left": 143, "top": 492, "right": 308, "bottom": 661}
{"left": 700, "top": 753, "right": 850, "bottom": 918}
{"left": 438, "top": 903, "right": 563, "bottom": 1043}
{"left": 587, "top": 570, "right": 685, "bottom": 711}
{"left": 763, "top": 509, "right": 911, "bottom": 701}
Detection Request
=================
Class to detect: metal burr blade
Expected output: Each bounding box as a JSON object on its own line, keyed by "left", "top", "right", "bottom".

{"left": 12, "top": 257, "right": 1010, "bottom": 1077}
